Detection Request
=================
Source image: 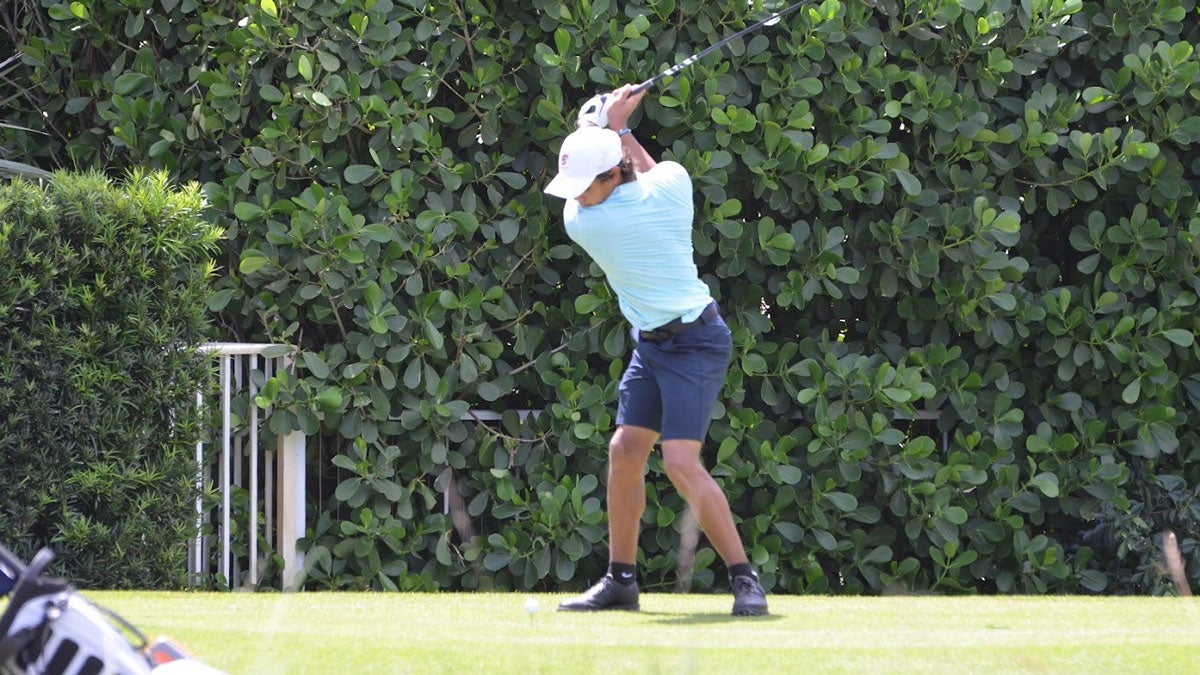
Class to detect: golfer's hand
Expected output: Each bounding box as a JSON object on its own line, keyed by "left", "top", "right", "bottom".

{"left": 605, "top": 84, "right": 646, "bottom": 131}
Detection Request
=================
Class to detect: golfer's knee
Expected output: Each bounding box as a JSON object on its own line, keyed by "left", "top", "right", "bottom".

{"left": 662, "top": 453, "right": 704, "bottom": 488}
{"left": 609, "top": 434, "right": 648, "bottom": 470}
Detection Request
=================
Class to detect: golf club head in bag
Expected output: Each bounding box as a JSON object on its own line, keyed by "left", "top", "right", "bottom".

{"left": 0, "top": 545, "right": 224, "bottom": 675}
{"left": 576, "top": 93, "right": 610, "bottom": 129}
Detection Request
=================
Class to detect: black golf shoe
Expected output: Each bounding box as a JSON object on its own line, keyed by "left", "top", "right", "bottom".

{"left": 558, "top": 574, "right": 640, "bottom": 612}
{"left": 731, "top": 574, "right": 769, "bottom": 616}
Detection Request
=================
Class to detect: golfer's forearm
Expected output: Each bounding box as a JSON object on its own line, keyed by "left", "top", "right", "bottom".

{"left": 620, "top": 132, "right": 657, "bottom": 172}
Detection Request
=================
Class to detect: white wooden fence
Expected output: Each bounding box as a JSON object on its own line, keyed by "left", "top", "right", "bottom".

{"left": 193, "top": 343, "right": 306, "bottom": 591}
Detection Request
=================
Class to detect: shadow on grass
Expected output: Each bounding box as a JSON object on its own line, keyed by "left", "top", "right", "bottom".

{"left": 642, "top": 611, "right": 784, "bottom": 625}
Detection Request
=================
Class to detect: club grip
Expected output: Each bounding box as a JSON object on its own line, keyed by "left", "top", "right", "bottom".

{"left": 0, "top": 545, "right": 55, "bottom": 579}
{"left": 630, "top": 77, "right": 658, "bottom": 95}
{"left": 0, "top": 544, "right": 28, "bottom": 577}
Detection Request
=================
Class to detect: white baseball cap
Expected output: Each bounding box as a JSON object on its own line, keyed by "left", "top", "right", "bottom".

{"left": 544, "top": 126, "right": 623, "bottom": 199}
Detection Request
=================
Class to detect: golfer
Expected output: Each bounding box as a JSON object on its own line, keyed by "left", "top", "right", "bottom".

{"left": 545, "top": 84, "right": 768, "bottom": 616}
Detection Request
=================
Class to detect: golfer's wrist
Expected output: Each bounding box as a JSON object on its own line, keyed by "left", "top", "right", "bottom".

{"left": 615, "top": 127, "right": 632, "bottom": 137}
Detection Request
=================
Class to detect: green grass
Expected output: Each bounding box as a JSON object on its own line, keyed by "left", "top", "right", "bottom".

{"left": 8, "top": 592, "right": 1199, "bottom": 674}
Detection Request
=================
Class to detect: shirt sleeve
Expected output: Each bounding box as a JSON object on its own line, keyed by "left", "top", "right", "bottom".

{"left": 667, "top": 162, "right": 696, "bottom": 201}
{"left": 647, "top": 161, "right": 693, "bottom": 205}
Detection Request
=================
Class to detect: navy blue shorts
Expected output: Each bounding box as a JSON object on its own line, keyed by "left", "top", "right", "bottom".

{"left": 616, "top": 308, "right": 732, "bottom": 441}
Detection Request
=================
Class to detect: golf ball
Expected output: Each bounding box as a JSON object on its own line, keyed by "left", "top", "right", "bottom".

{"left": 524, "top": 597, "right": 540, "bottom": 615}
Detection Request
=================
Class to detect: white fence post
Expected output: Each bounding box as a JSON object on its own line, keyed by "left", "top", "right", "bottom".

{"left": 279, "top": 428, "right": 306, "bottom": 591}
{"left": 192, "top": 343, "right": 306, "bottom": 591}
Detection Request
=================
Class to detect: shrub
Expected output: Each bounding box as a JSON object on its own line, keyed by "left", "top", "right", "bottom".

{"left": 0, "top": 170, "right": 222, "bottom": 587}
{"left": 1, "top": 0, "right": 1197, "bottom": 594}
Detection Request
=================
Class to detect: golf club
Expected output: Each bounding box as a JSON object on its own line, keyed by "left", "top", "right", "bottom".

{"left": 1163, "top": 529, "right": 1192, "bottom": 597}
{"left": 578, "top": 0, "right": 877, "bottom": 127}
{"left": 630, "top": 0, "right": 877, "bottom": 94}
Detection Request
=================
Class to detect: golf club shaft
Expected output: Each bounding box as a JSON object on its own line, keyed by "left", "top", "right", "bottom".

{"left": 630, "top": 0, "right": 811, "bottom": 94}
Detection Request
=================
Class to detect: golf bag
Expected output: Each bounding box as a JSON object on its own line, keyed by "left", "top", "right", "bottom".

{"left": 0, "top": 545, "right": 221, "bottom": 675}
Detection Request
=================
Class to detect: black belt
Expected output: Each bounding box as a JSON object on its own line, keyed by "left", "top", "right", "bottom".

{"left": 638, "top": 303, "right": 719, "bottom": 342}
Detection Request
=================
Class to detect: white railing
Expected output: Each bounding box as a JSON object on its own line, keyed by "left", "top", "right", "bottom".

{"left": 193, "top": 343, "right": 306, "bottom": 591}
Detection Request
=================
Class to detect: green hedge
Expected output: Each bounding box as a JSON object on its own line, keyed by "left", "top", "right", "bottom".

{"left": 2, "top": 0, "right": 1198, "bottom": 593}
{"left": 0, "top": 170, "right": 222, "bottom": 587}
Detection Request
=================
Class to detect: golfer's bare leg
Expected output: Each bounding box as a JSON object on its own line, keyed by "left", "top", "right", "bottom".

{"left": 660, "top": 439, "right": 748, "bottom": 566}
{"left": 662, "top": 439, "right": 767, "bottom": 615}
{"left": 608, "top": 424, "right": 657, "bottom": 565}
{"left": 558, "top": 424, "right": 655, "bottom": 612}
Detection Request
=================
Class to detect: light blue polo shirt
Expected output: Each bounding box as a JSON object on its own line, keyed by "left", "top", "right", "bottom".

{"left": 562, "top": 161, "right": 713, "bottom": 331}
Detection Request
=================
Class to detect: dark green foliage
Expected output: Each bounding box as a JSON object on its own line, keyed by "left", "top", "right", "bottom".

{"left": 2, "top": 0, "right": 1198, "bottom": 594}
{"left": 0, "top": 171, "right": 222, "bottom": 587}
